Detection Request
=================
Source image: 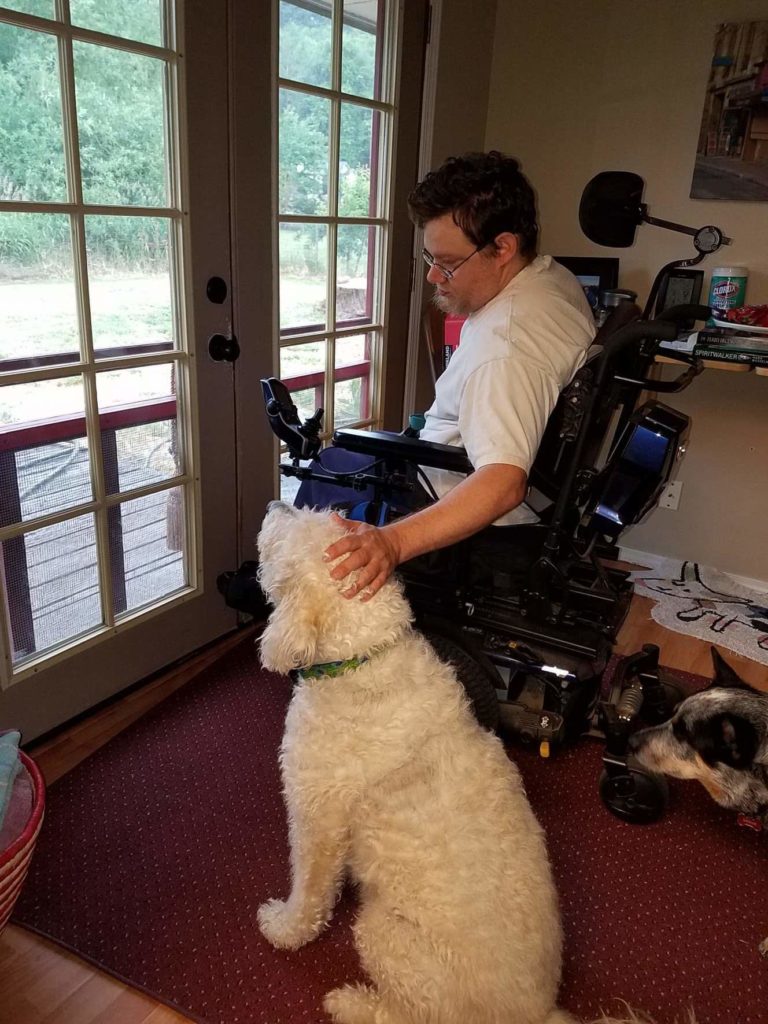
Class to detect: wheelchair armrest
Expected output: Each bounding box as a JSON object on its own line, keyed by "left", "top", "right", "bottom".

{"left": 332, "top": 428, "right": 473, "bottom": 474}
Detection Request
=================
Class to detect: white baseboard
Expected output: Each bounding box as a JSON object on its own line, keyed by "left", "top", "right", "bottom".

{"left": 617, "top": 546, "right": 768, "bottom": 595}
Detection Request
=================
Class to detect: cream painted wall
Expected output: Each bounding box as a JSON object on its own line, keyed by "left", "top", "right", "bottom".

{"left": 429, "top": 0, "right": 498, "bottom": 167}
{"left": 484, "top": 0, "right": 768, "bottom": 581}
{"left": 414, "top": 0, "right": 499, "bottom": 413}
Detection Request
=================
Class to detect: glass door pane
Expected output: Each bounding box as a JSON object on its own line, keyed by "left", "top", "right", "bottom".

{"left": 72, "top": 41, "right": 169, "bottom": 207}
{"left": 0, "top": 214, "right": 80, "bottom": 368}
{"left": 85, "top": 216, "right": 177, "bottom": 357}
{"left": 1, "top": 513, "right": 103, "bottom": 664}
{"left": 0, "top": 21, "right": 68, "bottom": 202}
{"left": 279, "top": 222, "right": 328, "bottom": 331}
{"left": 336, "top": 225, "right": 376, "bottom": 323}
{"left": 279, "top": 0, "right": 332, "bottom": 88}
{"left": 69, "top": 0, "right": 166, "bottom": 46}
{"left": 0, "top": 0, "right": 250, "bottom": 743}
{"left": 277, "top": 0, "right": 392, "bottom": 504}
{"left": 334, "top": 333, "right": 374, "bottom": 426}
{"left": 342, "top": 0, "right": 382, "bottom": 99}
{"left": 0, "top": 377, "right": 93, "bottom": 525}
{"left": 339, "top": 103, "right": 377, "bottom": 216}
{"left": 2, "top": 2, "right": 54, "bottom": 16}
{"left": 0, "top": 3, "right": 201, "bottom": 677}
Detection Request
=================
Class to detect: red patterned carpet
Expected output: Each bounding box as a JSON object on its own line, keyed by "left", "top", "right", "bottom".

{"left": 13, "top": 638, "right": 768, "bottom": 1024}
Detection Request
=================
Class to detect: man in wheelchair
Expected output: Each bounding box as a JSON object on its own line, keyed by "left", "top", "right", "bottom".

{"left": 226, "top": 157, "right": 728, "bottom": 821}
{"left": 299, "top": 151, "right": 596, "bottom": 603}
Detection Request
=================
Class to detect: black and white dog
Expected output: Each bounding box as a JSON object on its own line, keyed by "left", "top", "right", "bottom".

{"left": 630, "top": 647, "right": 768, "bottom": 956}
{"left": 630, "top": 648, "right": 768, "bottom": 826}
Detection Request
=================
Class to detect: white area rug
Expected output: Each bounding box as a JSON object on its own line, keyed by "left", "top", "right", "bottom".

{"left": 629, "top": 556, "right": 768, "bottom": 668}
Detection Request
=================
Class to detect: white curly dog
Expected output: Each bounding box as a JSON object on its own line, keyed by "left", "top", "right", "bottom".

{"left": 255, "top": 503, "right": 685, "bottom": 1024}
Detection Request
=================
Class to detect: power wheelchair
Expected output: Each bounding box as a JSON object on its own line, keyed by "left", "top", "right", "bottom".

{"left": 221, "top": 172, "right": 733, "bottom": 824}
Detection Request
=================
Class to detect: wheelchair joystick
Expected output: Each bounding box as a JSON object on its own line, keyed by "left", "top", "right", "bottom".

{"left": 262, "top": 377, "right": 323, "bottom": 462}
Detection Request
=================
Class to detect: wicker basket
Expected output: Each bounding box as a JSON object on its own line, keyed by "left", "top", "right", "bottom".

{"left": 0, "top": 751, "right": 45, "bottom": 933}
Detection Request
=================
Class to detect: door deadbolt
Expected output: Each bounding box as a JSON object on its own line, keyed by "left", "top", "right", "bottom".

{"left": 208, "top": 333, "right": 240, "bottom": 362}
{"left": 206, "top": 276, "right": 228, "bottom": 303}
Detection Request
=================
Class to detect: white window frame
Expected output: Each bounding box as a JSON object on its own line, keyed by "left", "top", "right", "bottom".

{"left": 275, "top": 0, "right": 402, "bottom": 438}
{"left": 0, "top": 2, "right": 202, "bottom": 685}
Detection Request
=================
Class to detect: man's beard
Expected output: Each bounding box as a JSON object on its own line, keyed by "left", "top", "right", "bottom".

{"left": 431, "top": 289, "right": 469, "bottom": 316}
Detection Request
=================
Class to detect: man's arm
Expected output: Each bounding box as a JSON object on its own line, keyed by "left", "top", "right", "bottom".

{"left": 324, "top": 463, "right": 527, "bottom": 600}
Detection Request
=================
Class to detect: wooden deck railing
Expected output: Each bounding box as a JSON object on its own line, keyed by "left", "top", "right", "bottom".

{"left": 0, "top": 353, "right": 371, "bottom": 661}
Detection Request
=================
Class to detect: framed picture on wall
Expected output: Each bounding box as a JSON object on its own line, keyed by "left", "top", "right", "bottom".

{"left": 690, "top": 20, "right": 768, "bottom": 201}
{"left": 553, "top": 256, "right": 620, "bottom": 314}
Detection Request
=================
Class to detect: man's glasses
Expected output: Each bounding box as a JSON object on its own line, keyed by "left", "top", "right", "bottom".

{"left": 421, "top": 245, "right": 481, "bottom": 281}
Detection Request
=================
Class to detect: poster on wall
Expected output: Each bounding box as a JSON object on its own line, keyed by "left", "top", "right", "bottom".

{"left": 690, "top": 20, "right": 768, "bottom": 201}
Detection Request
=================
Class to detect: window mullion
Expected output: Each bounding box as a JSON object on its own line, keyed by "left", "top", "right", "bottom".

{"left": 331, "top": 0, "right": 343, "bottom": 94}
{"left": 326, "top": 218, "right": 338, "bottom": 434}
{"left": 324, "top": 1, "right": 344, "bottom": 435}
{"left": 57, "top": 4, "right": 81, "bottom": 207}
{"left": 57, "top": 1, "right": 114, "bottom": 628}
{"left": 277, "top": 77, "right": 391, "bottom": 114}
{"left": 0, "top": 5, "right": 176, "bottom": 61}
{"left": 372, "top": 0, "right": 402, "bottom": 425}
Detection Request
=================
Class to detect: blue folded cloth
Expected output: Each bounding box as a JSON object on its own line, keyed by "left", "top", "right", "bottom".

{"left": 0, "top": 730, "right": 22, "bottom": 834}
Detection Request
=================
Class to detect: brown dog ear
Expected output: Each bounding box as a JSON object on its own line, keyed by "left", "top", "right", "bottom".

{"left": 709, "top": 647, "right": 751, "bottom": 690}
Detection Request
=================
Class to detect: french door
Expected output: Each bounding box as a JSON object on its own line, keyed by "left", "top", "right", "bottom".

{"left": 0, "top": 0, "right": 426, "bottom": 742}
{"left": 0, "top": 1, "right": 244, "bottom": 741}
{"left": 232, "top": 0, "right": 428, "bottom": 553}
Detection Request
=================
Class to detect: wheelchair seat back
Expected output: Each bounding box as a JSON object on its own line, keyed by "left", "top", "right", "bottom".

{"left": 527, "top": 300, "right": 688, "bottom": 542}
{"left": 529, "top": 300, "right": 642, "bottom": 503}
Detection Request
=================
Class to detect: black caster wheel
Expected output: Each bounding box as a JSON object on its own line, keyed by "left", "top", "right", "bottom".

{"left": 599, "top": 760, "right": 669, "bottom": 824}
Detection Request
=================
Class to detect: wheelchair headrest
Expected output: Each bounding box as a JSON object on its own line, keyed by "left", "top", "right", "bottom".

{"left": 579, "top": 172, "right": 645, "bottom": 248}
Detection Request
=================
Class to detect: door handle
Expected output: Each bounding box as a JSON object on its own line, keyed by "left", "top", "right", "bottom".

{"left": 208, "top": 333, "right": 240, "bottom": 362}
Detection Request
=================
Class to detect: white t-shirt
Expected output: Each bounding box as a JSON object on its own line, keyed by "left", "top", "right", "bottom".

{"left": 420, "top": 255, "right": 595, "bottom": 526}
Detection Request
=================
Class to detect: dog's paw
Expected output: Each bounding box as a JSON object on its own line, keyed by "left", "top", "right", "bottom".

{"left": 257, "top": 898, "right": 319, "bottom": 950}
{"left": 323, "top": 985, "right": 378, "bottom": 1024}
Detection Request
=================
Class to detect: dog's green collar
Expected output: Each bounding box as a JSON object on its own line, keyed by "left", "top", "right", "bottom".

{"left": 300, "top": 656, "right": 368, "bottom": 679}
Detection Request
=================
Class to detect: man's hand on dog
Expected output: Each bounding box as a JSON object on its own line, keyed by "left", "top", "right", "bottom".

{"left": 324, "top": 513, "right": 402, "bottom": 600}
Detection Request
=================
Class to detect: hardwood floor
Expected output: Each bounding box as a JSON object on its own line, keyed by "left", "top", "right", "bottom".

{"left": 0, "top": 603, "right": 765, "bottom": 1023}
{"left": 614, "top": 593, "right": 767, "bottom": 690}
{"left": 0, "top": 926, "right": 190, "bottom": 1024}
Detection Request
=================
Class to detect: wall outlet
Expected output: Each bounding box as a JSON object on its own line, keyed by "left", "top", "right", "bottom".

{"left": 659, "top": 480, "right": 683, "bottom": 511}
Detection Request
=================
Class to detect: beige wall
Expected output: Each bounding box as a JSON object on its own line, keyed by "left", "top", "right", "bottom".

{"left": 429, "top": 0, "right": 498, "bottom": 168}
{"left": 413, "top": 0, "right": 499, "bottom": 414}
{"left": 484, "top": 0, "right": 768, "bottom": 581}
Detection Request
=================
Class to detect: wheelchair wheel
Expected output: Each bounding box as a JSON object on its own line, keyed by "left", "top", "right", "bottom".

{"left": 599, "top": 760, "right": 669, "bottom": 824}
{"left": 425, "top": 632, "right": 500, "bottom": 732}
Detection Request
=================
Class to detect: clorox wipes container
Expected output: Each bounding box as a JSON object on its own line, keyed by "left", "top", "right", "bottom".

{"left": 708, "top": 265, "right": 749, "bottom": 318}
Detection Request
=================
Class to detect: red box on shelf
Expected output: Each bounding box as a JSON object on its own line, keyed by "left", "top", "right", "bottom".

{"left": 443, "top": 315, "right": 467, "bottom": 369}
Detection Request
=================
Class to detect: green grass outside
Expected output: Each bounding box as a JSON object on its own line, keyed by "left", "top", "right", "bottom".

{"left": 1, "top": 274, "right": 370, "bottom": 428}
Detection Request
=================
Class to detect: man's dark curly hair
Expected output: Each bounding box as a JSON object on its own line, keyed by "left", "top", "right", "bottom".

{"left": 407, "top": 151, "right": 538, "bottom": 258}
